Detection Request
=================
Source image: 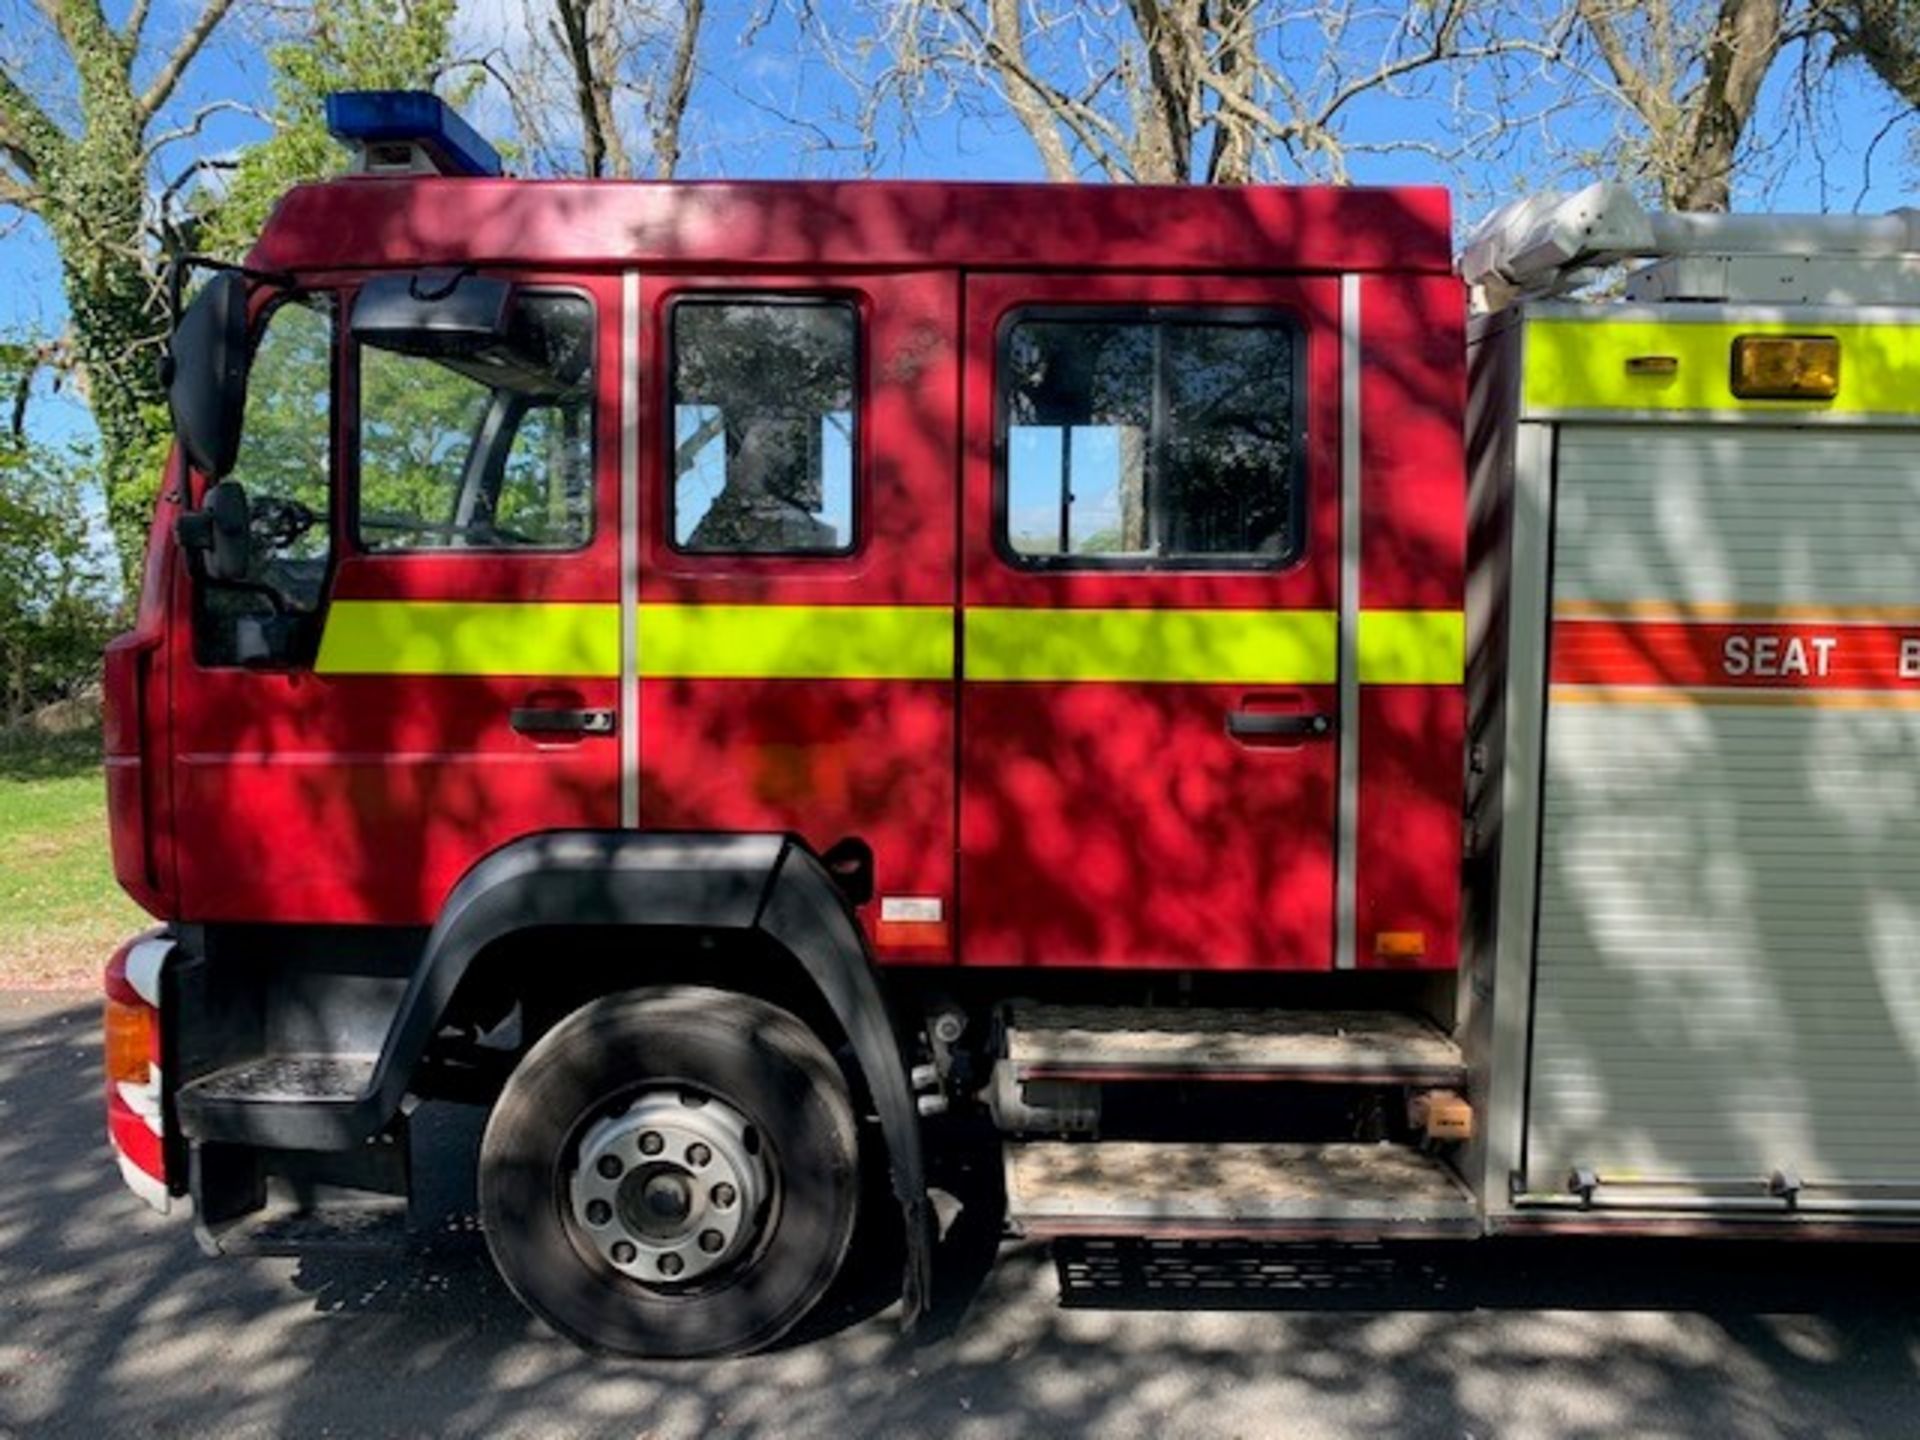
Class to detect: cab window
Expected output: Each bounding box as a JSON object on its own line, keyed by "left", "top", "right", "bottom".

{"left": 998, "top": 310, "right": 1303, "bottom": 567}
{"left": 669, "top": 297, "right": 856, "bottom": 555}
{"left": 355, "top": 292, "right": 594, "bottom": 551}
{"left": 193, "top": 292, "right": 334, "bottom": 667}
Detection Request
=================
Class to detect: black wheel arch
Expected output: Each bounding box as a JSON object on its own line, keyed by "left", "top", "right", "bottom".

{"left": 376, "top": 829, "right": 932, "bottom": 1326}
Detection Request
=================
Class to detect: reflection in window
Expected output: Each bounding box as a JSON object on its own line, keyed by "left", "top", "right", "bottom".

{"left": 233, "top": 295, "right": 335, "bottom": 589}
{"left": 671, "top": 299, "right": 855, "bottom": 554}
{"left": 1003, "top": 314, "right": 1300, "bottom": 564}
{"left": 357, "top": 293, "right": 594, "bottom": 550}
{"left": 196, "top": 293, "right": 336, "bottom": 668}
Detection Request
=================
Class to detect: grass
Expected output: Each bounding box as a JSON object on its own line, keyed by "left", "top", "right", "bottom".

{"left": 0, "top": 727, "right": 147, "bottom": 988}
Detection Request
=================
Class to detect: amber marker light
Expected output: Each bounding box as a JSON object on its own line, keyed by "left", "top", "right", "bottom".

{"left": 104, "top": 995, "right": 156, "bottom": 1086}
{"left": 1730, "top": 334, "right": 1840, "bottom": 400}
{"left": 1374, "top": 931, "right": 1428, "bottom": 960}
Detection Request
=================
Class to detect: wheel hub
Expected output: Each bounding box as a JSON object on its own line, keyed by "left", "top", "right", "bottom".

{"left": 569, "top": 1091, "right": 770, "bottom": 1285}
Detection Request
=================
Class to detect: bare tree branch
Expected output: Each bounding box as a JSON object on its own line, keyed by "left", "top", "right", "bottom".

{"left": 651, "top": 0, "right": 705, "bottom": 178}
{"left": 140, "top": 97, "right": 267, "bottom": 158}
{"left": 136, "top": 0, "right": 240, "bottom": 123}
{"left": 124, "top": 0, "right": 155, "bottom": 48}
{"left": 552, "top": 0, "right": 622, "bottom": 177}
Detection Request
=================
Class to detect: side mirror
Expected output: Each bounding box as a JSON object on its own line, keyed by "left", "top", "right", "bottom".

{"left": 165, "top": 271, "right": 251, "bottom": 479}
{"left": 175, "top": 479, "right": 253, "bottom": 583}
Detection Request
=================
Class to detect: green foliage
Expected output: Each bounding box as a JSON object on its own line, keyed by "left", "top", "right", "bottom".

{"left": 358, "top": 343, "right": 494, "bottom": 538}
{"left": 0, "top": 427, "right": 118, "bottom": 725}
{"left": 357, "top": 295, "right": 596, "bottom": 549}
{"left": 234, "top": 295, "right": 335, "bottom": 544}
{"left": 196, "top": 0, "right": 466, "bottom": 260}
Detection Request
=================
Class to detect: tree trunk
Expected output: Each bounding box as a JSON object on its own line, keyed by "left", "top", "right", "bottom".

{"left": 55, "top": 21, "right": 172, "bottom": 594}
{"left": 1667, "top": 0, "right": 1782, "bottom": 211}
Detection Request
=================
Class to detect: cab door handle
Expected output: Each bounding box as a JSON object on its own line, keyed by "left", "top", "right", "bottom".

{"left": 1225, "top": 710, "right": 1334, "bottom": 741}
{"left": 510, "top": 706, "right": 616, "bottom": 737}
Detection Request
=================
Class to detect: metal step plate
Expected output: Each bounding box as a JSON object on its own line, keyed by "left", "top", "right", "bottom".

{"left": 1007, "top": 1005, "right": 1464, "bottom": 1086}
{"left": 181, "top": 1054, "right": 378, "bottom": 1105}
{"left": 1007, "top": 1141, "right": 1478, "bottom": 1239}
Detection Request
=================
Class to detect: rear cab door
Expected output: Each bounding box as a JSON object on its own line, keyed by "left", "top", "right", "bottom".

{"left": 635, "top": 270, "right": 961, "bottom": 961}
{"left": 959, "top": 272, "right": 1342, "bottom": 969}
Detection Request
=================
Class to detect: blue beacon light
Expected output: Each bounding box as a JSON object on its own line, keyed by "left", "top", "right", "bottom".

{"left": 323, "top": 90, "right": 502, "bottom": 178}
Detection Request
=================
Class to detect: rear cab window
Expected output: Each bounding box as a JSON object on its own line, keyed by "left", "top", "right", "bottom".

{"left": 997, "top": 309, "right": 1305, "bottom": 569}
{"left": 668, "top": 296, "right": 858, "bottom": 556}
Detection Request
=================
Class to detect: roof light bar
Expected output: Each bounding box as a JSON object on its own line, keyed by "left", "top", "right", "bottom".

{"left": 324, "top": 90, "right": 501, "bottom": 179}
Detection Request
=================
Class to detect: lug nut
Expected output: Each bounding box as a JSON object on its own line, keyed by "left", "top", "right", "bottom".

{"left": 596, "top": 1154, "right": 623, "bottom": 1180}
{"left": 639, "top": 1131, "right": 665, "bottom": 1156}
{"left": 711, "top": 1182, "right": 737, "bottom": 1209}
{"left": 659, "top": 1252, "right": 684, "bottom": 1278}
{"left": 698, "top": 1229, "right": 725, "bottom": 1254}
{"left": 611, "top": 1240, "right": 637, "bottom": 1265}
{"left": 585, "top": 1199, "right": 612, "bottom": 1226}
{"left": 686, "top": 1142, "right": 712, "bottom": 1168}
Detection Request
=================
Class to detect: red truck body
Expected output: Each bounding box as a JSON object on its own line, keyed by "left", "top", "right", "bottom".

{"left": 96, "top": 121, "right": 1553, "bottom": 1358}
{"left": 107, "top": 178, "right": 1465, "bottom": 971}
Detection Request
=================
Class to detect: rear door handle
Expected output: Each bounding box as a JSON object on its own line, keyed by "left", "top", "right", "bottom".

{"left": 510, "top": 707, "right": 616, "bottom": 737}
{"left": 1225, "top": 710, "right": 1334, "bottom": 741}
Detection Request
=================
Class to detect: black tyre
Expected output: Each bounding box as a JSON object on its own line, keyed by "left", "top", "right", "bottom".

{"left": 478, "top": 986, "right": 860, "bottom": 1357}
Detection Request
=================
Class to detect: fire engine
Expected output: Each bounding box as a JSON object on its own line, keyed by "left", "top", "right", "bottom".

{"left": 97, "top": 90, "right": 1920, "bottom": 1357}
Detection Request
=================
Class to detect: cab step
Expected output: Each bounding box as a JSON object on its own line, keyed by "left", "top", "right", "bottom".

{"left": 1006, "top": 1005, "right": 1464, "bottom": 1086}
{"left": 1006, "top": 1140, "right": 1477, "bottom": 1238}
{"left": 181, "top": 1054, "right": 378, "bottom": 1103}
{"left": 177, "top": 1054, "right": 380, "bottom": 1150}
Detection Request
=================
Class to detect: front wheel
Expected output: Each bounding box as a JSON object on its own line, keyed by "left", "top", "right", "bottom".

{"left": 478, "top": 986, "right": 860, "bottom": 1357}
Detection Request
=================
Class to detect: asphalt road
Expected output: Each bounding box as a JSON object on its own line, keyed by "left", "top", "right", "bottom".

{"left": 3, "top": 989, "right": 1918, "bottom": 1440}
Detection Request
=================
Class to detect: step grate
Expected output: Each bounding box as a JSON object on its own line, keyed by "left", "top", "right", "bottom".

{"left": 1007, "top": 1140, "right": 1478, "bottom": 1238}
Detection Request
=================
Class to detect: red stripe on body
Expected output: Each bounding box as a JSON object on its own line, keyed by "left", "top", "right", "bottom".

{"left": 108, "top": 1092, "right": 165, "bottom": 1181}
{"left": 1554, "top": 618, "right": 1920, "bottom": 692}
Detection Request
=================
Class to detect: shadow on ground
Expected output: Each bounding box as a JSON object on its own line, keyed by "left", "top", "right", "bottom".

{"left": 2, "top": 994, "right": 1916, "bottom": 1440}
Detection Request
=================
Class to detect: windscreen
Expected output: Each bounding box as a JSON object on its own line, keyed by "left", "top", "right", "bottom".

{"left": 356, "top": 292, "right": 595, "bottom": 551}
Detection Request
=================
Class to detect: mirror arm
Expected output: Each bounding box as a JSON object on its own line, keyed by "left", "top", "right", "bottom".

{"left": 166, "top": 254, "right": 297, "bottom": 332}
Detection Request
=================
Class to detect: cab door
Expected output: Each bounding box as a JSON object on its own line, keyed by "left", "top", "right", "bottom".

{"left": 168, "top": 272, "right": 625, "bottom": 925}
{"left": 959, "top": 273, "right": 1343, "bottom": 969}
{"left": 635, "top": 272, "right": 960, "bottom": 961}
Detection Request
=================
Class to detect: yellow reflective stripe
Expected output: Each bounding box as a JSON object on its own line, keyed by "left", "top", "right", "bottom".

{"left": 1525, "top": 319, "right": 1920, "bottom": 416}
{"left": 638, "top": 603, "right": 952, "bottom": 680}
{"left": 315, "top": 599, "right": 619, "bottom": 677}
{"left": 965, "top": 607, "right": 1338, "bottom": 684}
{"left": 1357, "top": 609, "right": 1464, "bottom": 684}
{"left": 314, "top": 600, "right": 1463, "bottom": 684}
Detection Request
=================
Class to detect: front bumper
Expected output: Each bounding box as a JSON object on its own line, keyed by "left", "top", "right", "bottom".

{"left": 104, "top": 930, "right": 175, "bottom": 1213}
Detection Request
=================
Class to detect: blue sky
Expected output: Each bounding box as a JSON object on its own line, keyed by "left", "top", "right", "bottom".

{"left": 2, "top": 0, "right": 1914, "bottom": 459}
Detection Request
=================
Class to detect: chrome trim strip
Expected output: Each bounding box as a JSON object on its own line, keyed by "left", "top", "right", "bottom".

{"left": 1334, "top": 273, "right": 1362, "bottom": 970}
{"left": 619, "top": 271, "right": 641, "bottom": 829}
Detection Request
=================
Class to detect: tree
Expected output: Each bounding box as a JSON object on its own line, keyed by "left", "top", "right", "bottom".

{"left": 0, "top": 0, "right": 241, "bottom": 588}
{"left": 0, "top": 0, "right": 461, "bottom": 594}
{"left": 194, "top": 0, "right": 464, "bottom": 260}
{"left": 816, "top": 0, "right": 1529, "bottom": 184}
{"left": 479, "top": 0, "right": 708, "bottom": 179}
{"left": 0, "top": 339, "right": 114, "bottom": 722}
{"left": 1556, "top": 0, "right": 1920, "bottom": 211}
{"left": 1820, "top": 0, "right": 1920, "bottom": 109}
{"left": 1569, "top": 0, "right": 1793, "bottom": 211}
